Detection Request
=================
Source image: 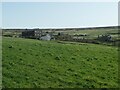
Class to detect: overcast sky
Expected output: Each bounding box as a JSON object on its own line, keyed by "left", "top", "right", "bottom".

{"left": 1, "top": 1, "right": 118, "bottom": 29}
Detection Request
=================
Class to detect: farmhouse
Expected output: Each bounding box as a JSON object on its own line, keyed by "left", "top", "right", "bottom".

{"left": 22, "top": 29, "right": 54, "bottom": 40}
{"left": 22, "top": 29, "right": 42, "bottom": 39}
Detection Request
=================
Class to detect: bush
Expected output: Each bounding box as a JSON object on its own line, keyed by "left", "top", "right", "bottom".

{"left": 55, "top": 56, "right": 61, "bottom": 60}
{"left": 8, "top": 45, "right": 13, "bottom": 48}
{"left": 97, "top": 34, "right": 112, "bottom": 42}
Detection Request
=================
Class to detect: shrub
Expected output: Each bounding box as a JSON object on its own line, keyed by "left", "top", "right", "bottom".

{"left": 8, "top": 45, "right": 13, "bottom": 48}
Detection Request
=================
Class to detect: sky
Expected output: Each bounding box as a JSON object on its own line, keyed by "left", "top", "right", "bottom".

{"left": 1, "top": 1, "right": 118, "bottom": 29}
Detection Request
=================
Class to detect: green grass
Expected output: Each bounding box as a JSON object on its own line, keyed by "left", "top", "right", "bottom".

{"left": 2, "top": 37, "right": 119, "bottom": 88}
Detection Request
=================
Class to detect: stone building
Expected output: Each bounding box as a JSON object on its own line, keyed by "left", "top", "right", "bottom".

{"left": 22, "top": 30, "right": 42, "bottom": 39}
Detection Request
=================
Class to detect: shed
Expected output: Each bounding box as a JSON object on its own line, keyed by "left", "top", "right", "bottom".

{"left": 40, "top": 34, "right": 51, "bottom": 41}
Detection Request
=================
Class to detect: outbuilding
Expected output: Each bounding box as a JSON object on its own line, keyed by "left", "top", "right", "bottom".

{"left": 40, "top": 34, "right": 51, "bottom": 41}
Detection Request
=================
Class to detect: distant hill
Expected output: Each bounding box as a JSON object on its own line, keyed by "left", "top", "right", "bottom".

{"left": 2, "top": 26, "right": 118, "bottom": 31}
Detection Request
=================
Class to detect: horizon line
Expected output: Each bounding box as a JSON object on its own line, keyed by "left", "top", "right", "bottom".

{"left": 2, "top": 25, "right": 119, "bottom": 29}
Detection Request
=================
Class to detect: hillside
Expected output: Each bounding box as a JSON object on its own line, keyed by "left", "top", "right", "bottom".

{"left": 2, "top": 37, "right": 119, "bottom": 88}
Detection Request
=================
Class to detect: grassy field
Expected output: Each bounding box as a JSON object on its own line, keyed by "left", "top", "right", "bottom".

{"left": 2, "top": 37, "right": 119, "bottom": 88}
{"left": 58, "top": 28, "right": 119, "bottom": 39}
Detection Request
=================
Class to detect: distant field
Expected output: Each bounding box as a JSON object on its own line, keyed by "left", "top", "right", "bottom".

{"left": 3, "top": 27, "right": 119, "bottom": 40}
{"left": 57, "top": 28, "right": 119, "bottom": 39}
{"left": 2, "top": 37, "right": 119, "bottom": 88}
